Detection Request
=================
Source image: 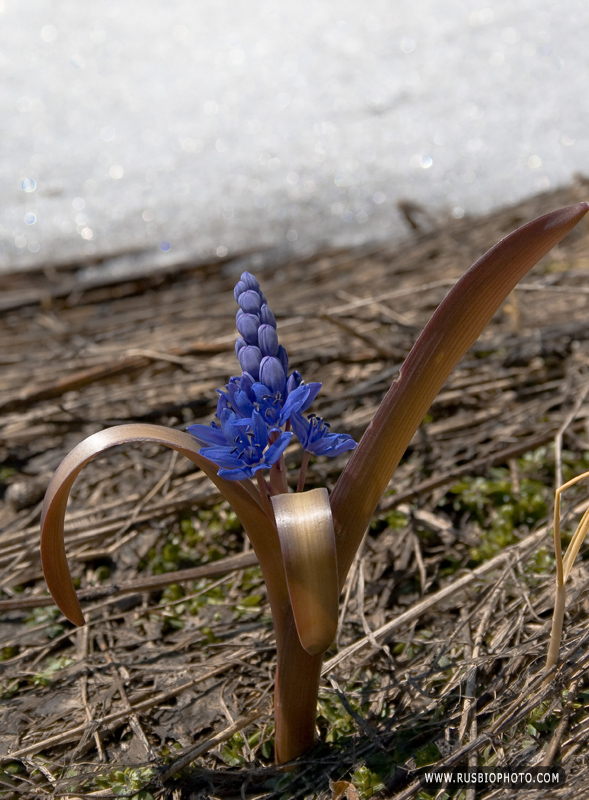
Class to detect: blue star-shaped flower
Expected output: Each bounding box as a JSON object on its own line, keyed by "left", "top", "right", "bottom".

{"left": 290, "top": 411, "right": 357, "bottom": 457}
{"left": 188, "top": 409, "right": 292, "bottom": 481}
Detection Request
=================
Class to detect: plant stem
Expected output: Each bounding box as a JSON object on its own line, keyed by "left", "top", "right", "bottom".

{"left": 270, "top": 453, "right": 289, "bottom": 495}
{"left": 256, "top": 472, "right": 274, "bottom": 518}
{"left": 297, "top": 452, "right": 310, "bottom": 492}
{"left": 273, "top": 606, "right": 323, "bottom": 763}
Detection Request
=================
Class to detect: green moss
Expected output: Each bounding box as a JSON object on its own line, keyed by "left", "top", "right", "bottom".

{"left": 94, "top": 564, "right": 111, "bottom": 582}
{"left": 31, "top": 656, "right": 75, "bottom": 688}
{"left": 0, "top": 466, "right": 16, "bottom": 482}
{"left": 0, "top": 679, "right": 20, "bottom": 699}
{"left": 25, "top": 605, "right": 65, "bottom": 639}
{"left": 392, "top": 628, "right": 437, "bottom": 662}
{"left": 530, "top": 546, "right": 555, "bottom": 576}
{"left": 350, "top": 765, "right": 386, "bottom": 798}
{"left": 316, "top": 683, "right": 377, "bottom": 745}
{"left": 386, "top": 510, "right": 409, "bottom": 530}
{"left": 220, "top": 732, "right": 248, "bottom": 766}
{"left": 0, "top": 645, "right": 19, "bottom": 662}
{"left": 149, "top": 564, "right": 266, "bottom": 639}
{"left": 142, "top": 505, "right": 245, "bottom": 575}
{"left": 446, "top": 467, "right": 548, "bottom": 564}
{"left": 234, "top": 592, "right": 263, "bottom": 618}
{"left": 94, "top": 766, "right": 157, "bottom": 798}
{"left": 369, "top": 509, "right": 408, "bottom": 536}
{"left": 220, "top": 728, "right": 273, "bottom": 765}
{"left": 317, "top": 691, "right": 359, "bottom": 743}
{"left": 239, "top": 565, "right": 264, "bottom": 591}
{"left": 414, "top": 741, "right": 441, "bottom": 768}
{"left": 527, "top": 700, "right": 559, "bottom": 734}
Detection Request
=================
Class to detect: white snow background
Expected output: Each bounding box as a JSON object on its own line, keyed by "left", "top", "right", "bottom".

{"left": 1, "top": 0, "right": 588, "bottom": 275}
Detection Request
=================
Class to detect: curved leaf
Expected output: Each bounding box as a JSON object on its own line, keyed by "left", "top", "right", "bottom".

{"left": 272, "top": 488, "right": 338, "bottom": 655}
{"left": 40, "top": 423, "right": 282, "bottom": 625}
{"left": 331, "top": 202, "right": 589, "bottom": 581}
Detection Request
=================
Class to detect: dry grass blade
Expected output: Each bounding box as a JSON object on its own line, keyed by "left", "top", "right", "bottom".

{"left": 546, "top": 469, "right": 589, "bottom": 676}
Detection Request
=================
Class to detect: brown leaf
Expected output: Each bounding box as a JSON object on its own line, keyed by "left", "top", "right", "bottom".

{"left": 331, "top": 779, "right": 360, "bottom": 800}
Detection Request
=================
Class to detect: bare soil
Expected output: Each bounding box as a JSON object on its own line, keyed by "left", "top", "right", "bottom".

{"left": 1, "top": 178, "right": 589, "bottom": 799}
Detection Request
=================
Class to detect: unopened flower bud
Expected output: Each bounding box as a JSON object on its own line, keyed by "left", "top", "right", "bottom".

{"left": 277, "top": 345, "right": 289, "bottom": 373}
{"left": 240, "top": 271, "right": 260, "bottom": 291}
{"left": 286, "top": 371, "right": 302, "bottom": 394}
{"left": 258, "top": 324, "right": 279, "bottom": 357}
{"left": 260, "top": 303, "right": 276, "bottom": 328}
{"left": 234, "top": 281, "right": 247, "bottom": 301}
{"left": 260, "top": 356, "right": 287, "bottom": 394}
{"left": 238, "top": 346, "right": 263, "bottom": 380}
{"left": 236, "top": 313, "right": 260, "bottom": 345}
{"left": 238, "top": 290, "right": 262, "bottom": 315}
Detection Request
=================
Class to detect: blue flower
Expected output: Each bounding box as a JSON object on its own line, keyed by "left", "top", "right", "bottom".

{"left": 187, "top": 271, "right": 357, "bottom": 480}
{"left": 218, "top": 370, "right": 320, "bottom": 428}
{"left": 188, "top": 409, "right": 292, "bottom": 480}
{"left": 290, "top": 411, "right": 357, "bottom": 457}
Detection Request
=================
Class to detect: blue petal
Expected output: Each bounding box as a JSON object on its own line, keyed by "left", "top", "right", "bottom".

{"left": 279, "top": 385, "right": 311, "bottom": 424}
{"left": 240, "top": 371, "right": 256, "bottom": 396}
{"left": 187, "top": 423, "right": 227, "bottom": 447}
{"left": 264, "top": 430, "right": 293, "bottom": 465}
{"left": 252, "top": 382, "right": 272, "bottom": 402}
{"left": 231, "top": 388, "right": 255, "bottom": 418}
{"left": 216, "top": 391, "right": 230, "bottom": 417}
{"left": 299, "top": 382, "right": 322, "bottom": 410}
{"left": 312, "top": 434, "right": 357, "bottom": 457}
{"left": 289, "top": 411, "right": 310, "bottom": 448}
{"left": 277, "top": 345, "right": 289, "bottom": 373}
{"left": 218, "top": 465, "right": 255, "bottom": 480}
{"left": 286, "top": 371, "right": 302, "bottom": 394}
{"left": 279, "top": 382, "right": 323, "bottom": 424}
{"left": 334, "top": 437, "right": 357, "bottom": 455}
{"left": 199, "top": 446, "right": 246, "bottom": 469}
{"left": 219, "top": 408, "right": 244, "bottom": 442}
{"left": 251, "top": 409, "right": 268, "bottom": 448}
{"left": 232, "top": 416, "right": 254, "bottom": 428}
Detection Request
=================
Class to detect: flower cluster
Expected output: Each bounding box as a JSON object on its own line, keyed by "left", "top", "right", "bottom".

{"left": 187, "top": 272, "right": 356, "bottom": 481}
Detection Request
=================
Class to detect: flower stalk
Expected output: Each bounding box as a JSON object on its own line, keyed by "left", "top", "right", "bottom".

{"left": 40, "top": 202, "right": 588, "bottom": 763}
